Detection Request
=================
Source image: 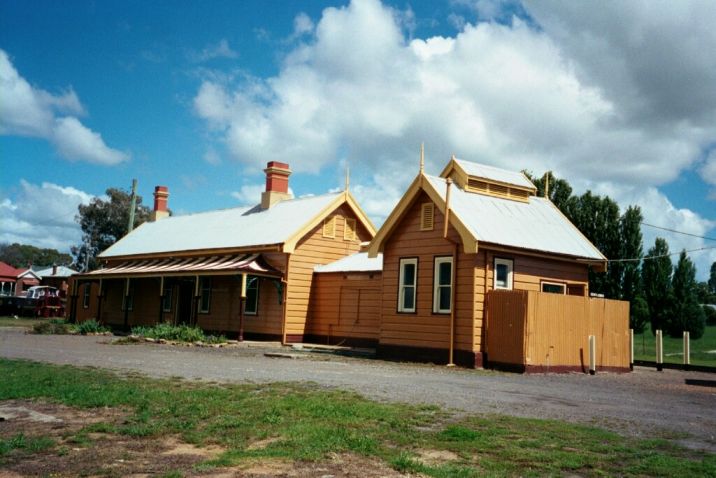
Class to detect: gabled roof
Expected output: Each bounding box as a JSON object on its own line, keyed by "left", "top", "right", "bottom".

{"left": 368, "top": 172, "right": 606, "bottom": 267}
{"left": 35, "top": 266, "right": 78, "bottom": 278}
{"left": 314, "top": 252, "right": 383, "bottom": 273}
{"left": 440, "top": 157, "right": 536, "bottom": 191}
{"left": 100, "top": 191, "right": 375, "bottom": 259}
{"left": 16, "top": 269, "right": 41, "bottom": 281}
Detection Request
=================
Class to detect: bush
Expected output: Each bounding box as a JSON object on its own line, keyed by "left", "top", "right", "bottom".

{"left": 32, "top": 319, "right": 71, "bottom": 335}
{"left": 704, "top": 305, "right": 716, "bottom": 326}
{"left": 131, "top": 324, "right": 225, "bottom": 344}
{"left": 76, "top": 319, "right": 110, "bottom": 335}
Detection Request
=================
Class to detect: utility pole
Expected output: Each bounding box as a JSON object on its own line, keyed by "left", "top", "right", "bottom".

{"left": 127, "top": 179, "right": 138, "bottom": 233}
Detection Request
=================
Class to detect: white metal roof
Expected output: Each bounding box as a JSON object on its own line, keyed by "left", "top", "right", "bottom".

{"left": 100, "top": 193, "right": 342, "bottom": 258}
{"left": 314, "top": 252, "right": 383, "bottom": 273}
{"left": 453, "top": 158, "right": 536, "bottom": 189}
{"left": 424, "top": 175, "right": 605, "bottom": 260}
{"left": 35, "top": 266, "right": 78, "bottom": 278}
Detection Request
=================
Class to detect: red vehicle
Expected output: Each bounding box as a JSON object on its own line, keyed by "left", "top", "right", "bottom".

{"left": 18, "top": 286, "right": 65, "bottom": 317}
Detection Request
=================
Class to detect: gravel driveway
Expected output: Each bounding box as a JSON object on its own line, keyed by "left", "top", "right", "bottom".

{"left": 1, "top": 328, "right": 715, "bottom": 452}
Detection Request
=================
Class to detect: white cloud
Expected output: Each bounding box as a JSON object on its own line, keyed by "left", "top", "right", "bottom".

{"left": 293, "top": 13, "right": 315, "bottom": 37}
{"left": 701, "top": 149, "right": 716, "bottom": 199}
{"left": 203, "top": 148, "right": 222, "bottom": 166}
{"left": 0, "top": 181, "right": 93, "bottom": 252}
{"left": 189, "top": 39, "right": 239, "bottom": 62}
{"left": 193, "top": 0, "right": 716, "bottom": 275}
{"left": 0, "top": 49, "right": 128, "bottom": 165}
{"left": 230, "top": 184, "right": 265, "bottom": 206}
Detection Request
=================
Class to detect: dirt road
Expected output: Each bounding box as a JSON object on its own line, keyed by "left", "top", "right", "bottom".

{"left": 1, "top": 328, "right": 714, "bottom": 451}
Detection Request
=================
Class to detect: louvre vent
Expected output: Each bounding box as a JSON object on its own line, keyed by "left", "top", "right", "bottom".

{"left": 323, "top": 216, "right": 336, "bottom": 238}
{"left": 467, "top": 179, "right": 489, "bottom": 191}
{"left": 344, "top": 217, "right": 357, "bottom": 241}
{"left": 489, "top": 184, "right": 509, "bottom": 196}
{"left": 420, "top": 202, "right": 434, "bottom": 231}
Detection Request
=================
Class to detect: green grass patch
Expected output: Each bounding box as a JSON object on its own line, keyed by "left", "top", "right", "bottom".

{"left": 30, "top": 318, "right": 110, "bottom": 335}
{"left": 0, "top": 433, "right": 54, "bottom": 458}
{"left": 0, "top": 315, "right": 49, "bottom": 329}
{"left": 131, "top": 323, "right": 226, "bottom": 344}
{"left": 0, "top": 358, "right": 714, "bottom": 477}
{"left": 634, "top": 324, "right": 716, "bottom": 367}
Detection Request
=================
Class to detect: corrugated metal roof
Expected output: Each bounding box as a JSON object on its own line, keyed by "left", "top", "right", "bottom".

{"left": 314, "top": 252, "right": 383, "bottom": 273}
{"left": 424, "top": 175, "right": 605, "bottom": 260}
{"left": 35, "top": 266, "right": 78, "bottom": 278}
{"left": 453, "top": 158, "right": 536, "bottom": 189}
{"left": 85, "top": 254, "right": 281, "bottom": 277}
{"left": 100, "top": 193, "right": 342, "bottom": 258}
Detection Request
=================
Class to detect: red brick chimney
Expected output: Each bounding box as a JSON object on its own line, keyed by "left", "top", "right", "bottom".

{"left": 261, "top": 162, "right": 292, "bottom": 209}
{"left": 150, "top": 186, "right": 170, "bottom": 221}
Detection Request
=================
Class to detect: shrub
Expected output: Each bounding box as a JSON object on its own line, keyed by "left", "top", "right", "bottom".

{"left": 131, "top": 324, "right": 225, "bottom": 344}
{"left": 704, "top": 305, "right": 716, "bottom": 326}
{"left": 32, "top": 320, "right": 71, "bottom": 335}
{"left": 76, "top": 319, "right": 110, "bottom": 335}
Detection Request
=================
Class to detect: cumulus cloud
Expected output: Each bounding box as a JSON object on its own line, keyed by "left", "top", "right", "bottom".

{"left": 193, "top": 0, "right": 716, "bottom": 275}
{"left": 0, "top": 49, "right": 128, "bottom": 165}
{"left": 701, "top": 149, "right": 716, "bottom": 199}
{"left": 0, "top": 181, "right": 93, "bottom": 252}
{"left": 188, "top": 39, "right": 239, "bottom": 62}
{"left": 293, "top": 13, "right": 315, "bottom": 38}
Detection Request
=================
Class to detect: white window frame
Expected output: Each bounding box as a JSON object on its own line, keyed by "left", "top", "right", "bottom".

{"left": 432, "top": 256, "right": 453, "bottom": 314}
{"left": 82, "top": 283, "right": 91, "bottom": 309}
{"left": 244, "top": 276, "right": 259, "bottom": 315}
{"left": 199, "top": 278, "right": 211, "bottom": 314}
{"left": 162, "top": 285, "right": 173, "bottom": 312}
{"left": 541, "top": 281, "right": 566, "bottom": 294}
{"left": 493, "top": 258, "right": 514, "bottom": 290}
{"left": 398, "top": 258, "right": 418, "bottom": 313}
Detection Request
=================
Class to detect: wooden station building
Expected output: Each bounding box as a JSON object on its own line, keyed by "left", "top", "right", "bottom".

{"left": 70, "top": 162, "right": 376, "bottom": 342}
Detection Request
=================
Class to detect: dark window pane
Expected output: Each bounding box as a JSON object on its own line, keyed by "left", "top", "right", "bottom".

{"left": 542, "top": 283, "right": 565, "bottom": 294}
{"left": 403, "top": 287, "right": 415, "bottom": 310}
{"left": 403, "top": 263, "right": 415, "bottom": 285}
{"left": 439, "top": 287, "right": 451, "bottom": 310}
{"left": 439, "top": 261, "right": 451, "bottom": 285}
{"left": 496, "top": 264, "right": 507, "bottom": 287}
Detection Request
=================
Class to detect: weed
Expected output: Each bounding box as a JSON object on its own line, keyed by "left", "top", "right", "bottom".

{"left": 76, "top": 319, "right": 110, "bottom": 335}
{"left": 131, "top": 324, "right": 226, "bottom": 344}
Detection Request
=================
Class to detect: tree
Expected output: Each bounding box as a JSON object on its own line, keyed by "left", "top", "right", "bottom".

{"left": 618, "top": 206, "right": 646, "bottom": 330}
{"left": 72, "top": 188, "right": 150, "bottom": 271}
{"left": 641, "top": 238, "right": 673, "bottom": 334}
{"left": 0, "top": 243, "right": 73, "bottom": 268}
{"left": 630, "top": 295, "right": 650, "bottom": 334}
{"left": 709, "top": 261, "right": 716, "bottom": 294}
{"left": 565, "top": 191, "right": 621, "bottom": 298}
{"left": 525, "top": 171, "right": 574, "bottom": 211}
{"left": 668, "top": 250, "right": 706, "bottom": 339}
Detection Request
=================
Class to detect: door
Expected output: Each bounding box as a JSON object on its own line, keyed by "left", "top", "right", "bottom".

{"left": 176, "top": 280, "right": 194, "bottom": 325}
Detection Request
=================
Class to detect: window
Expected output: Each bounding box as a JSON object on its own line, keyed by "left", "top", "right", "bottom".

{"left": 162, "top": 285, "right": 173, "bottom": 312}
{"left": 244, "top": 276, "right": 259, "bottom": 315}
{"left": 541, "top": 281, "right": 566, "bottom": 294}
{"left": 344, "top": 217, "right": 357, "bottom": 241}
{"left": 420, "top": 203, "right": 434, "bottom": 231}
{"left": 82, "top": 283, "right": 91, "bottom": 309}
{"left": 432, "top": 257, "right": 453, "bottom": 313}
{"left": 493, "top": 258, "right": 513, "bottom": 290}
{"left": 323, "top": 216, "right": 336, "bottom": 238}
{"left": 199, "top": 277, "right": 211, "bottom": 313}
{"left": 398, "top": 258, "right": 418, "bottom": 313}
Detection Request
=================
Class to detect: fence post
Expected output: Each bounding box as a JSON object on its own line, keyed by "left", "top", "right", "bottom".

{"left": 683, "top": 331, "right": 690, "bottom": 370}
{"left": 656, "top": 329, "right": 663, "bottom": 372}
{"left": 629, "top": 328, "right": 634, "bottom": 371}
{"left": 588, "top": 335, "right": 596, "bottom": 375}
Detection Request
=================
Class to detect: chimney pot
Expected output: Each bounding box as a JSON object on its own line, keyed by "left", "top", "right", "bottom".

{"left": 151, "top": 186, "right": 170, "bottom": 221}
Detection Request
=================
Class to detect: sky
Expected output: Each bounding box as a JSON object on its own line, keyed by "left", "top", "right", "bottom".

{"left": 1, "top": 0, "right": 715, "bottom": 279}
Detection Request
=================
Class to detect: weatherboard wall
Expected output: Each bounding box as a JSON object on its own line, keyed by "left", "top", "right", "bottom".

{"left": 284, "top": 204, "right": 372, "bottom": 341}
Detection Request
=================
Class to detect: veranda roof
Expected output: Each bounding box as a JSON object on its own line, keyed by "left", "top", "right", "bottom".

{"left": 81, "top": 254, "right": 282, "bottom": 278}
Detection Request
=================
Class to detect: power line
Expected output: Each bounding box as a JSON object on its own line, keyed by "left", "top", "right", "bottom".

{"left": 605, "top": 245, "right": 716, "bottom": 263}
{"left": 641, "top": 222, "right": 716, "bottom": 242}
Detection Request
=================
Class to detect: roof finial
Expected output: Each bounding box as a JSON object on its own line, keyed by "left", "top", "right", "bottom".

{"left": 544, "top": 171, "right": 550, "bottom": 199}
{"left": 344, "top": 162, "right": 350, "bottom": 191}
{"left": 419, "top": 143, "right": 425, "bottom": 174}
{"left": 451, "top": 153, "right": 456, "bottom": 162}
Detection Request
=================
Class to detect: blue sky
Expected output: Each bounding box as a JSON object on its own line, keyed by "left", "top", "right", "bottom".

{"left": 1, "top": 0, "right": 715, "bottom": 278}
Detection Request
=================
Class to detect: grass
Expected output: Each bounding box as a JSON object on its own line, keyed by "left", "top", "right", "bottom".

{"left": 1, "top": 359, "right": 714, "bottom": 477}
{"left": 0, "top": 315, "right": 49, "bottom": 328}
{"left": 634, "top": 325, "right": 716, "bottom": 367}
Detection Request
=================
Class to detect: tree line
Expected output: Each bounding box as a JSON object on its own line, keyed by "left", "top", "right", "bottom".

{"left": 527, "top": 172, "right": 713, "bottom": 339}
{"left": 0, "top": 243, "right": 73, "bottom": 269}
